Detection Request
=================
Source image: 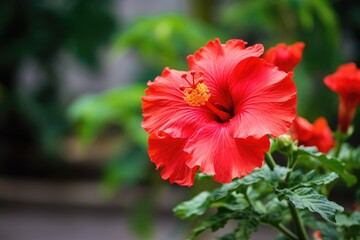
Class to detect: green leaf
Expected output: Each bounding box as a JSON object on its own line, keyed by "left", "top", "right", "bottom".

{"left": 220, "top": 193, "right": 249, "bottom": 211}
{"left": 191, "top": 208, "right": 260, "bottom": 240}
{"left": 288, "top": 170, "right": 303, "bottom": 187}
{"left": 173, "top": 191, "right": 212, "bottom": 219}
{"left": 290, "top": 170, "right": 338, "bottom": 188}
{"left": 266, "top": 165, "right": 291, "bottom": 188}
{"left": 263, "top": 198, "right": 289, "bottom": 225}
{"left": 217, "top": 233, "right": 236, "bottom": 240}
{"left": 297, "top": 147, "right": 357, "bottom": 186}
{"left": 339, "top": 144, "right": 360, "bottom": 170}
{"left": 283, "top": 187, "right": 343, "bottom": 222}
{"left": 190, "top": 210, "right": 237, "bottom": 240}
{"left": 212, "top": 168, "right": 266, "bottom": 201}
{"left": 213, "top": 165, "right": 290, "bottom": 201}
{"left": 233, "top": 208, "right": 261, "bottom": 240}
{"left": 336, "top": 212, "right": 360, "bottom": 239}
{"left": 316, "top": 222, "right": 339, "bottom": 240}
{"left": 336, "top": 212, "right": 360, "bottom": 227}
{"left": 302, "top": 171, "right": 338, "bottom": 186}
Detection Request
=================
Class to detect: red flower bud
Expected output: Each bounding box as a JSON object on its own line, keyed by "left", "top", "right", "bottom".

{"left": 264, "top": 42, "right": 305, "bottom": 72}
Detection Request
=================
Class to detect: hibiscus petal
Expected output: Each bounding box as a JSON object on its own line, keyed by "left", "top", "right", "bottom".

{"left": 184, "top": 123, "right": 269, "bottom": 184}
{"left": 142, "top": 67, "right": 214, "bottom": 138}
{"left": 148, "top": 134, "right": 198, "bottom": 186}
{"left": 187, "top": 38, "right": 264, "bottom": 109}
{"left": 229, "top": 57, "right": 297, "bottom": 138}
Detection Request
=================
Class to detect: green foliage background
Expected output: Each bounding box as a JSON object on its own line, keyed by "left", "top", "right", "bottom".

{"left": 1, "top": 0, "right": 360, "bottom": 238}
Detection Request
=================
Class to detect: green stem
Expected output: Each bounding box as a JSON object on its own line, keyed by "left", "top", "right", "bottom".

{"left": 334, "top": 137, "right": 344, "bottom": 158}
{"left": 265, "top": 152, "right": 276, "bottom": 170}
{"left": 288, "top": 202, "right": 309, "bottom": 240}
{"left": 266, "top": 151, "right": 306, "bottom": 239}
{"left": 272, "top": 223, "right": 298, "bottom": 240}
{"left": 327, "top": 133, "right": 345, "bottom": 196}
{"left": 244, "top": 189, "right": 253, "bottom": 208}
{"left": 285, "top": 150, "right": 297, "bottom": 183}
{"left": 334, "top": 127, "right": 352, "bottom": 158}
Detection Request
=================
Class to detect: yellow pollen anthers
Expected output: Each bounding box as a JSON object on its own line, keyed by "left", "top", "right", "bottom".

{"left": 180, "top": 71, "right": 210, "bottom": 107}
{"left": 184, "top": 82, "right": 210, "bottom": 106}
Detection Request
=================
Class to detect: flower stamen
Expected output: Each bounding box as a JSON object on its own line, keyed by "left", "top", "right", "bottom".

{"left": 180, "top": 71, "right": 232, "bottom": 122}
{"left": 181, "top": 71, "right": 210, "bottom": 107}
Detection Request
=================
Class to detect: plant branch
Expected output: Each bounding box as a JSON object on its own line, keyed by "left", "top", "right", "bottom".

{"left": 244, "top": 189, "right": 254, "bottom": 209}
{"left": 288, "top": 202, "right": 309, "bottom": 240}
{"left": 334, "top": 137, "right": 344, "bottom": 158}
{"left": 265, "top": 152, "right": 276, "bottom": 170}
{"left": 272, "top": 223, "right": 298, "bottom": 240}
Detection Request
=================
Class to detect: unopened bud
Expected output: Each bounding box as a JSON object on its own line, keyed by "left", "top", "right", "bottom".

{"left": 277, "top": 134, "right": 292, "bottom": 149}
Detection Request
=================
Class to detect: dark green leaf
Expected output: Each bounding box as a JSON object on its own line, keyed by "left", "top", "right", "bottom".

{"left": 336, "top": 212, "right": 360, "bottom": 239}
{"left": 290, "top": 170, "right": 338, "bottom": 188}
{"left": 297, "top": 147, "right": 357, "bottom": 186}
{"left": 217, "top": 233, "right": 236, "bottom": 240}
{"left": 233, "top": 208, "right": 261, "bottom": 240}
{"left": 213, "top": 165, "right": 290, "bottom": 201}
{"left": 190, "top": 207, "right": 261, "bottom": 240}
{"left": 220, "top": 193, "right": 249, "bottom": 211}
{"left": 288, "top": 170, "right": 303, "bottom": 187}
{"left": 190, "top": 210, "right": 236, "bottom": 240}
{"left": 266, "top": 165, "right": 291, "bottom": 188}
{"left": 263, "top": 198, "right": 289, "bottom": 225}
{"left": 339, "top": 144, "right": 360, "bottom": 170}
{"left": 316, "top": 222, "right": 339, "bottom": 240}
{"left": 283, "top": 187, "right": 343, "bottom": 222}
{"left": 173, "top": 191, "right": 212, "bottom": 219}
{"left": 302, "top": 171, "right": 338, "bottom": 186}
{"left": 336, "top": 212, "right": 360, "bottom": 227}
{"left": 212, "top": 168, "right": 266, "bottom": 201}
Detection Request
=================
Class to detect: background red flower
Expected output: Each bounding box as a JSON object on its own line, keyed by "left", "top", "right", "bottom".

{"left": 290, "top": 116, "right": 335, "bottom": 153}
{"left": 324, "top": 63, "right": 360, "bottom": 133}
{"left": 264, "top": 42, "right": 305, "bottom": 72}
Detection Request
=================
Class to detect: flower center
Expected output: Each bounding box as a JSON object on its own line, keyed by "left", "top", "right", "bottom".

{"left": 180, "top": 71, "right": 232, "bottom": 122}
{"left": 180, "top": 71, "right": 210, "bottom": 107}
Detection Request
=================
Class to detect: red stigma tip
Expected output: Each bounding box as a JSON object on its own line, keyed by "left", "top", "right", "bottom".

{"left": 181, "top": 73, "right": 187, "bottom": 79}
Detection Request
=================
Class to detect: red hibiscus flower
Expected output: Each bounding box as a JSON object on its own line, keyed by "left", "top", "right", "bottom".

{"left": 324, "top": 63, "right": 360, "bottom": 133}
{"left": 264, "top": 42, "right": 305, "bottom": 72}
{"left": 290, "top": 116, "right": 335, "bottom": 153}
{"left": 142, "top": 39, "right": 297, "bottom": 186}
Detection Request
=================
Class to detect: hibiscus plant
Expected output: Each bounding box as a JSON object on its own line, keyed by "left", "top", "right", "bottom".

{"left": 141, "top": 38, "right": 360, "bottom": 239}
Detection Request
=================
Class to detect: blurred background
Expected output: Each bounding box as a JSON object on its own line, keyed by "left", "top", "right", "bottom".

{"left": 0, "top": 0, "right": 359, "bottom": 239}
